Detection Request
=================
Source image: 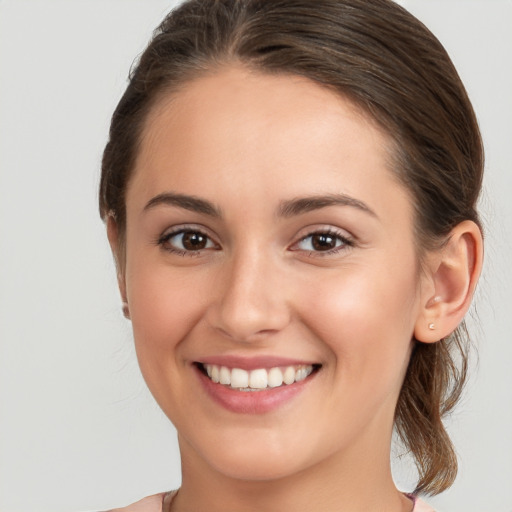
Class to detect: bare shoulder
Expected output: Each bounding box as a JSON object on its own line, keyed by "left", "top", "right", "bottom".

{"left": 107, "top": 493, "right": 166, "bottom": 512}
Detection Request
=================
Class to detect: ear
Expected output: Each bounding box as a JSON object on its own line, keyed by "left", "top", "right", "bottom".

{"left": 106, "top": 214, "right": 128, "bottom": 307}
{"left": 414, "top": 220, "right": 483, "bottom": 343}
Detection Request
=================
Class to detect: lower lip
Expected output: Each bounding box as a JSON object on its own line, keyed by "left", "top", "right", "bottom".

{"left": 195, "top": 365, "right": 316, "bottom": 414}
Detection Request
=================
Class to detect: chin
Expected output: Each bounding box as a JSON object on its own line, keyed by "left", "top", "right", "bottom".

{"left": 185, "top": 430, "right": 316, "bottom": 482}
{"left": 210, "top": 455, "right": 304, "bottom": 482}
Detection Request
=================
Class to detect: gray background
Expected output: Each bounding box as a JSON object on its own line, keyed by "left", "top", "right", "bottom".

{"left": 0, "top": 1, "right": 511, "bottom": 511}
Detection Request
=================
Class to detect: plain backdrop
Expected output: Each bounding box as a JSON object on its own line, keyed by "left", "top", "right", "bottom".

{"left": 0, "top": 1, "right": 511, "bottom": 511}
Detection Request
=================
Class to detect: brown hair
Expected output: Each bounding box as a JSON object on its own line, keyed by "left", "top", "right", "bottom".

{"left": 99, "top": 0, "right": 483, "bottom": 495}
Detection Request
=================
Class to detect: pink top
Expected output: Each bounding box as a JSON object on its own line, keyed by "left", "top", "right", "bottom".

{"left": 108, "top": 491, "right": 436, "bottom": 511}
{"left": 408, "top": 494, "right": 436, "bottom": 511}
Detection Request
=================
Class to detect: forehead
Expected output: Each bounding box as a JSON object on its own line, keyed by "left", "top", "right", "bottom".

{"left": 129, "top": 65, "right": 410, "bottom": 221}
{"left": 138, "top": 65, "right": 387, "bottom": 164}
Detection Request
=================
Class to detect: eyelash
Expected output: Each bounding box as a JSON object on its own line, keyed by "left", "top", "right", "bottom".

{"left": 156, "top": 226, "right": 218, "bottom": 257}
{"left": 156, "top": 227, "right": 354, "bottom": 257}
{"left": 292, "top": 229, "right": 354, "bottom": 257}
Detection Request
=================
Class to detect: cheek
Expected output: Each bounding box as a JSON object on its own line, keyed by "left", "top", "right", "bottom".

{"left": 299, "top": 260, "right": 419, "bottom": 379}
{"left": 124, "top": 258, "right": 214, "bottom": 415}
{"left": 125, "top": 256, "right": 208, "bottom": 364}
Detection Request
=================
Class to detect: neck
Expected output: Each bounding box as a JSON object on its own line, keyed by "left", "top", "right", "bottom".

{"left": 172, "top": 427, "right": 412, "bottom": 512}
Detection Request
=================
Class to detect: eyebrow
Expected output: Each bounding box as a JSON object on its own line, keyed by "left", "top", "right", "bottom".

{"left": 143, "top": 192, "right": 222, "bottom": 217}
{"left": 143, "top": 191, "right": 376, "bottom": 219}
{"left": 279, "top": 193, "right": 377, "bottom": 218}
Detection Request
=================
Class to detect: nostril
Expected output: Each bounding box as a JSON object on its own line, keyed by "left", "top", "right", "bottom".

{"left": 208, "top": 299, "right": 292, "bottom": 343}
{"left": 213, "top": 325, "right": 282, "bottom": 344}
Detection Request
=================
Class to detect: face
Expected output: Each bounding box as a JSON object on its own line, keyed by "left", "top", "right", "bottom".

{"left": 120, "top": 66, "right": 425, "bottom": 481}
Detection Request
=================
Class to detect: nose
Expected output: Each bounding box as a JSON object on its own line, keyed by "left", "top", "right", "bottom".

{"left": 207, "top": 248, "right": 291, "bottom": 342}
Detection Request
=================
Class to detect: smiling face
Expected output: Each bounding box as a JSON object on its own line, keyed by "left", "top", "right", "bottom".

{"left": 119, "top": 66, "right": 426, "bottom": 482}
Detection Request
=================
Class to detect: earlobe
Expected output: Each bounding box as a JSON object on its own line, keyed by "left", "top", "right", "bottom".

{"left": 415, "top": 220, "right": 483, "bottom": 343}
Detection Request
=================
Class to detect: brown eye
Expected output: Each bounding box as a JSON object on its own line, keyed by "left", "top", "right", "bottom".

{"left": 311, "top": 233, "right": 337, "bottom": 251}
{"left": 159, "top": 229, "right": 217, "bottom": 254}
{"left": 182, "top": 231, "right": 208, "bottom": 250}
{"left": 294, "top": 230, "right": 351, "bottom": 255}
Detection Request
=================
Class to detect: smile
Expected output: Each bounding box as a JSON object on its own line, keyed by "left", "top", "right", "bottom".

{"left": 201, "top": 363, "right": 315, "bottom": 391}
{"left": 195, "top": 359, "right": 321, "bottom": 413}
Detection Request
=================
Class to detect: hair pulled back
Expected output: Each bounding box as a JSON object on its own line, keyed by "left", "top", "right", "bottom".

{"left": 100, "top": 0, "right": 483, "bottom": 495}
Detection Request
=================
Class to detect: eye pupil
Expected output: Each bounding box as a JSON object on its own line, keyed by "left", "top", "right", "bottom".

{"left": 182, "top": 231, "right": 207, "bottom": 250}
{"left": 312, "top": 234, "right": 336, "bottom": 251}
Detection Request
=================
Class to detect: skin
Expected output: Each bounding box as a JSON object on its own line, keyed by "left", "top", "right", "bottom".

{"left": 109, "top": 66, "right": 483, "bottom": 512}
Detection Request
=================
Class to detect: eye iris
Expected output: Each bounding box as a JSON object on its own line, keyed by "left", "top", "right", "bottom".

{"left": 312, "top": 234, "right": 337, "bottom": 251}
{"left": 182, "top": 231, "right": 207, "bottom": 250}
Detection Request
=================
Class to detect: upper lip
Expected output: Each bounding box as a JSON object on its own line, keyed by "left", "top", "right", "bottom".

{"left": 197, "top": 355, "right": 320, "bottom": 371}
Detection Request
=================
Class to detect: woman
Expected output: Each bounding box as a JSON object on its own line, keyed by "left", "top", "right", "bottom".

{"left": 99, "top": 0, "right": 483, "bottom": 510}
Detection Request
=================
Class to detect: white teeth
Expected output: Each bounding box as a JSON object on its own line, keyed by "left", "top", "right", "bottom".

{"left": 249, "top": 368, "right": 268, "bottom": 389}
{"left": 295, "top": 367, "right": 309, "bottom": 382}
{"left": 202, "top": 364, "right": 315, "bottom": 390}
{"left": 283, "top": 366, "right": 296, "bottom": 385}
{"left": 219, "top": 366, "right": 231, "bottom": 385}
{"left": 230, "top": 368, "right": 249, "bottom": 388}
{"left": 267, "top": 367, "right": 283, "bottom": 388}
